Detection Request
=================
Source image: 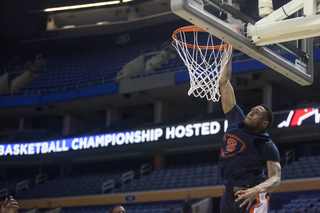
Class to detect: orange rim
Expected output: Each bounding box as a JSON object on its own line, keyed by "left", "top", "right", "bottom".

{"left": 172, "top": 25, "right": 233, "bottom": 50}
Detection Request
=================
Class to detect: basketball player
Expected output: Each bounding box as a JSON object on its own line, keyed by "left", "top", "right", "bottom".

{"left": 1, "top": 196, "right": 19, "bottom": 213}
{"left": 109, "top": 205, "right": 126, "bottom": 213}
{"left": 218, "top": 51, "right": 281, "bottom": 213}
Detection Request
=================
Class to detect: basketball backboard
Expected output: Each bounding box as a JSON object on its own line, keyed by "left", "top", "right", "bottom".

{"left": 171, "top": 0, "right": 319, "bottom": 86}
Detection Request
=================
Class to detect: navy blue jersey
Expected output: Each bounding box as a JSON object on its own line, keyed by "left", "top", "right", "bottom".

{"left": 219, "top": 105, "right": 280, "bottom": 194}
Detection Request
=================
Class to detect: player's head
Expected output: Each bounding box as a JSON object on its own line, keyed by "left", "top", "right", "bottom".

{"left": 109, "top": 205, "right": 126, "bottom": 213}
{"left": 260, "top": 104, "right": 274, "bottom": 128}
{"left": 244, "top": 104, "right": 273, "bottom": 132}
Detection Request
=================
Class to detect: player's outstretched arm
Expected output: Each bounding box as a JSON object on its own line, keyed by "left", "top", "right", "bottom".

{"left": 257, "top": 161, "right": 281, "bottom": 193}
{"left": 1, "top": 196, "right": 19, "bottom": 213}
{"left": 234, "top": 161, "right": 281, "bottom": 210}
{"left": 219, "top": 51, "right": 235, "bottom": 114}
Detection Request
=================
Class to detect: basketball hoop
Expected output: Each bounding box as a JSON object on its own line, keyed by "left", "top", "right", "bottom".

{"left": 172, "top": 25, "right": 233, "bottom": 102}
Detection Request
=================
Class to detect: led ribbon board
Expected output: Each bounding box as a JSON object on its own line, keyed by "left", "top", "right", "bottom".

{"left": 277, "top": 108, "right": 320, "bottom": 128}
{"left": 0, "top": 120, "right": 224, "bottom": 157}
{"left": 2, "top": 107, "right": 319, "bottom": 157}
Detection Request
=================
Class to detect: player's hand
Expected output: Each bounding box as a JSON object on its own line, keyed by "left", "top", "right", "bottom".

{"left": 234, "top": 187, "right": 260, "bottom": 210}
{"left": 1, "top": 196, "right": 19, "bottom": 213}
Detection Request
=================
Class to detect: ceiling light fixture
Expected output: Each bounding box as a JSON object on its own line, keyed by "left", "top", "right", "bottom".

{"left": 44, "top": 1, "right": 121, "bottom": 12}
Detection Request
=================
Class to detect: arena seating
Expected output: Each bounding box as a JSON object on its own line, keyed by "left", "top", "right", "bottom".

{"left": 11, "top": 161, "right": 221, "bottom": 199}
{"left": 13, "top": 174, "right": 116, "bottom": 199}
{"left": 61, "top": 200, "right": 185, "bottom": 213}
{"left": 12, "top": 38, "right": 317, "bottom": 97}
{"left": 4, "top": 22, "right": 320, "bottom": 99}
{"left": 1, "top": 38, "right": 184, "bottom": 97}
{"left": 281, "top": 156, "right": 320, "bottom": 180}
{"left": 12, "top": 167, "right": 140, "bottom": 200}
{"left": 0, "top": 20, "right": 248, "bottom": 97}
{"left": 0, "top": 179, "right": 23, "bottom": 199}
{"left": 115, "top": 161, "right": 223, "bottom": 193}
{"left": 3, "top": 154, "right": 319, "bottom": 201}
{"left": 276, "top": 193, "right": 320, "bottom": 213}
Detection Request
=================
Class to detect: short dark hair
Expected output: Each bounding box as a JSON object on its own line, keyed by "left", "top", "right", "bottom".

{"left": 260, "top": 104, "right": 274, "bottom": 129}
{"left": 109, "top": 205, "right": 122, "bottom": 213}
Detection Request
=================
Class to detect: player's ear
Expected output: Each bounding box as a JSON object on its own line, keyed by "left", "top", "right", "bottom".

{"left": 262, "top": 120, "right": 269, "bottom": 129}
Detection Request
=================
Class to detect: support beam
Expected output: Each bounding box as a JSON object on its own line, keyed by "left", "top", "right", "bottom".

{"left": 247, "top": 15, "right": 320, "bottom": 46}
{"left": 263, "top": 83, "right": 273, "bottom": 108}
{"left": 256, "top": 0, "right": 304, "bottom": 24}
{"left": 304, "top": 0, "right": 316, "bottom": 16}
{"left": 62, "top": 114, "right": 77, "bottom": 136}
{"left": 154, "top": 153, "right": 165, "bottom": 171}
{"left": 154, "top": 100, "right": 169, "bottom": 125}
{"left": 105, "top": 107, "right": 120, "bottom": 127}
{"left": 18, "top": 117, "right": 32, "bottom": 131}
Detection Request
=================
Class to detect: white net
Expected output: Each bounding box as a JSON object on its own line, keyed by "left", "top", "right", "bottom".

{"left": 172, "top": 26, "right": 233, "bottom": 102}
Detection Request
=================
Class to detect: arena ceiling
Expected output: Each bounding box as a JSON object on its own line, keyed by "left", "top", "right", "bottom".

{"left": 0, "top": 0, "right": 173, "bottom": 43}
{"left": 0, "top": 0, "right": 293, "bottom": 42}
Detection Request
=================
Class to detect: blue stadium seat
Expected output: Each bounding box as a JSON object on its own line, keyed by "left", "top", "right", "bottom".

{"left": 309, "top": 197, "right": 319, "bottom": 203}
{"left": 306, "top": 208, "right": 317, "bottom": 213}
{"left": 283, "top": 204, "right": 293, "bottom": 209}
{"left": 286, "top": 209, "right": 297, "bottom": 213}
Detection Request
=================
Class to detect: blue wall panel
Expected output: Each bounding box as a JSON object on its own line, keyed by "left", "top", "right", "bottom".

{"left": 175, "top": 71, "right": 189, "bottom": 83}
{"left": 78, "top": 83, "right": 118, "bottom": 98}
{"left": 0, "top": 96, "right": 39, "bottom": 107}
{"left": 40, "top": 90, "right": 78, "bottom": 104}
{"left": 314, "top": 48, "right": 320, "bottom": 60}
{"left": 0, "top": 83, "right": 118, "bottom": 107}
{"left": 232, "top": 59, "right": 268, "bottom": 73}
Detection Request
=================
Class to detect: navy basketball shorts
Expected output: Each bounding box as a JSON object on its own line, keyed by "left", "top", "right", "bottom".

{"left": 220, "top": 192, "right": 270, "bottom": 213}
